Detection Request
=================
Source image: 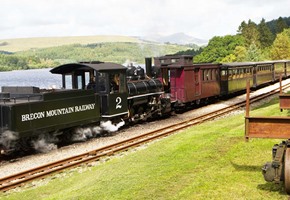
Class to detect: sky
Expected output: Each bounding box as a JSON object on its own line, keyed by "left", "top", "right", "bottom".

{"left": 0, "top": 0, "right": 289, "bottom": 40}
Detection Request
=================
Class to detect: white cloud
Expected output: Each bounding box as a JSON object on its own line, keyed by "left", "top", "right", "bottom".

{"left": 0, "top": 0, "right": 289, "bottom": 40}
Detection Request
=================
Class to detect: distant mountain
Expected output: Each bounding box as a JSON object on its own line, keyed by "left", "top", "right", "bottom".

{"left": 140, "top": 32, "right": 208, "bottom": 46}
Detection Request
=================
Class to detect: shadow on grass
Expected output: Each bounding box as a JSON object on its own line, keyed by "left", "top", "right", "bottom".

{"left": 251, "top": 97, "right": 279, "bottom": 111}
{"left": 231, "top": 161, "right": 288, "bottom": 196}
{"left": 231, "top": 161, "right": 261, "bottom": 172}
{"left": 257, "top": 182, "right": 287, "bottom": 196}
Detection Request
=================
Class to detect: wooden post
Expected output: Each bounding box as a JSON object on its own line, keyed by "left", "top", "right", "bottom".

{"left": 245, "top": 80, "right": 250, "bottom": 142}
{"left": 245, "top": 80, "right": 250, "bottom": 118}
{"left": 280, "top": 74, "right": 283, "bottom": 94}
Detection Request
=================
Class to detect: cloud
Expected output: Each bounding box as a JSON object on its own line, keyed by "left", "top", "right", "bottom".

{"left": 0, "top": 0, "right": 289, "bottom": 40}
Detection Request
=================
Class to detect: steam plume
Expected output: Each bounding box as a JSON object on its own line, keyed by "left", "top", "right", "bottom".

{"left": 69, "top": 120, "right": 125, "bottom": 142}
{"left": 0, "top": 131, "right": 19, "bottom": 152}
{"left": 31, "top": 133, "right": 58, "bottom": 153}
{"left": 100, "top": 120, "right": 125, "bottom": 132}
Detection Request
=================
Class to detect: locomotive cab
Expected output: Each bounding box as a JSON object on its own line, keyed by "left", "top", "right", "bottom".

{"left": 98, "top": 71, "right": 128, "bottom": 119}
{"left": 50, "top": 62, "right": 128, "bottom": 120}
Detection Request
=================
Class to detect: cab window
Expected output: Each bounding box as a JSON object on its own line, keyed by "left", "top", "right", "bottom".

{"left": 109, "top": 73, "right": 126, "bottom": 93}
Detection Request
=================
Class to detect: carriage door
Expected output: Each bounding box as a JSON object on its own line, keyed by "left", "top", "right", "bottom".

{"left": 194, "top": 68, "right": 201, "bottom": 96}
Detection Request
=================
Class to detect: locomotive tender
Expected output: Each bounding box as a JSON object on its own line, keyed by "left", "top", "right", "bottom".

{"left": 0, "top": 55, "right": 290, "bottom": 154}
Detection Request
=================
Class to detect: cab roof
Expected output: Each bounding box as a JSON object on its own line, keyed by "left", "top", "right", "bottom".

{"left": 50, "top": 62, "right": 126, "bottom": 74}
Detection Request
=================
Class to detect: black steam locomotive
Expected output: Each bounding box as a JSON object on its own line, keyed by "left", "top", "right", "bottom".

{"left": 0, "top": 59, "right": 171, "bottom": 154}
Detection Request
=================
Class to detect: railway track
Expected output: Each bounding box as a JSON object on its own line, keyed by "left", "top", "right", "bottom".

{"left": 1, "top": 81, "right": 290, "bottom": 193}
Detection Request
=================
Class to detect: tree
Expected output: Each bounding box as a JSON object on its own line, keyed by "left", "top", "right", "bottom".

{"left": 194, "top": 35, "right": 244, "bottom": 63}
{"left": 276, "top": 17, "right": 288, "bottom": 34}
{"left": 220, "top": 46, "right": 247, "bottom": 63}
{"left": 245, "top": 43, "right": 262, "bottom": 61}
{"left": 221, "top": 54, "right": 236, "bottom": 63}
{"left": 270, "top": 30, "right": 290, "bottom": 60}
{"left": 237, "top": 19, "right": 260, "bottom": 47}
{"left": 258, "top": 18, "right": 274, "bottom": 48}
{"left": 234, "top": 46, "right": 247, "bottom": 62}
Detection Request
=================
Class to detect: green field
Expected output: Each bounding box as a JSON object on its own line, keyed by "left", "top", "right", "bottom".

{"left": 0, "top": 35, "right": 143, "bottom": 52}
{"left": 1, "top": 97, "right": 289, "bottom": 199}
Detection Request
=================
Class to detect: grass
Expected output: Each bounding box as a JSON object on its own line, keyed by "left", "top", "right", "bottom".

{"left": 1, "top": 97, "right": 289, "bottom": 199}
{"left": 0, "top": 35, "right": 143, "bottom": 52}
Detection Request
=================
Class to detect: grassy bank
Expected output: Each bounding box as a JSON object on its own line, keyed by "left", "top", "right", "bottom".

{"left": 1, "top": 97, "right": 289, "bottom": 199}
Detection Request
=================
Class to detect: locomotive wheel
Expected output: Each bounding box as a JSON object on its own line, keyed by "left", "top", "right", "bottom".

{"left": 284, "top": 148, "right": 290, "bottom": 194}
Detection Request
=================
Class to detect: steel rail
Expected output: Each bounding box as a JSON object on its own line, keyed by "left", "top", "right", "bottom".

{"left": 1, "top": 81, "right": 290, "bottom": 192}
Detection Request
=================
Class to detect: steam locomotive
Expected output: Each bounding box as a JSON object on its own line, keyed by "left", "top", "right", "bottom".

{"left": 0, "top": 55, "right": 290, "bottom": 154}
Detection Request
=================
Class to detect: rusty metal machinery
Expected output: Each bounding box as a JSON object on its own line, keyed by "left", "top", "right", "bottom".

{"left": 261, "top": 141, "right": 290, "bottom": 194}
{"left": 262, "top": 141, "right": 286, "bottom": 182}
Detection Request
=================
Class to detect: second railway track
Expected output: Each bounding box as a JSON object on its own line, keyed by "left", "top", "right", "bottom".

{"left": 1, "top": 80, "right": 290, "bottom": 193}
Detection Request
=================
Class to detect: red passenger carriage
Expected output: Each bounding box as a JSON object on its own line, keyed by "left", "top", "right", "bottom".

{"left": 154, "top": 55, "right": 220, "bottom": 107}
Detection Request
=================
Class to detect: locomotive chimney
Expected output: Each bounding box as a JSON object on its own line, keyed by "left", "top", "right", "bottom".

{"left": 145, "top": 57, "right": 152, "bottom": 78}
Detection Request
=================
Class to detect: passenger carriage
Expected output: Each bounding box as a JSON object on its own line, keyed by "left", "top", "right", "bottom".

{"left": 273, "top": 60, "right": 290, "bottom": 79}
{"left": 220, "top": 60, "right": 290, "bottom": 96}
{"left": 154, "top": 55, "right": 220, "bottom": 107}
{"left": 220, "top": 62, "right": 254, "bottom": 95}
{"left": 254, "top": 61, "right": 275, "bottom": 87}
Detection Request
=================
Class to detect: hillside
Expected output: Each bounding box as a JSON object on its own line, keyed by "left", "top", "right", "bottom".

{"left": 0, "top": 35, "right": 143, "bottom": 52}
{"left": 0, "top": 41, "right": 191, "bottom": 71}
{"left": 141, "top": 32, "right": 207, "bottom": 46}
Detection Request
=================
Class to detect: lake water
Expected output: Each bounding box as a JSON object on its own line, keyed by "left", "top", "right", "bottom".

{"left": 0, "top": 68, "right": 62, "bottom": 92}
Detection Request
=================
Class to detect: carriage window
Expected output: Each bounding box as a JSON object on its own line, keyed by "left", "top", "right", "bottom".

{"left": 258, "top": 65, "right": 271, "bottom": 72}
{"left": 203, "top": 70, "right": 207, "bottom": 81}
{"left": 171, "top": 58, "right": 179, "bottom": 63}
{"left": 212, "top": 69, "right": 216, "bottom": 80}
{"left": 216, "top": 69, "right": 219, "bottom": 80}
{"left": 203, "top": 69, "right": 212, "bottom": 81}
{"left": 209, "top": 70, "right": 212, "bottom": 80}
{"left": 232, "top": 69, "right": 236, "bottom": 76}
{"left": 221, "top": 70, "right": 227, "bottom": 76}
{"left": 238, "top": 69, "right": 242, "bottom": 77}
